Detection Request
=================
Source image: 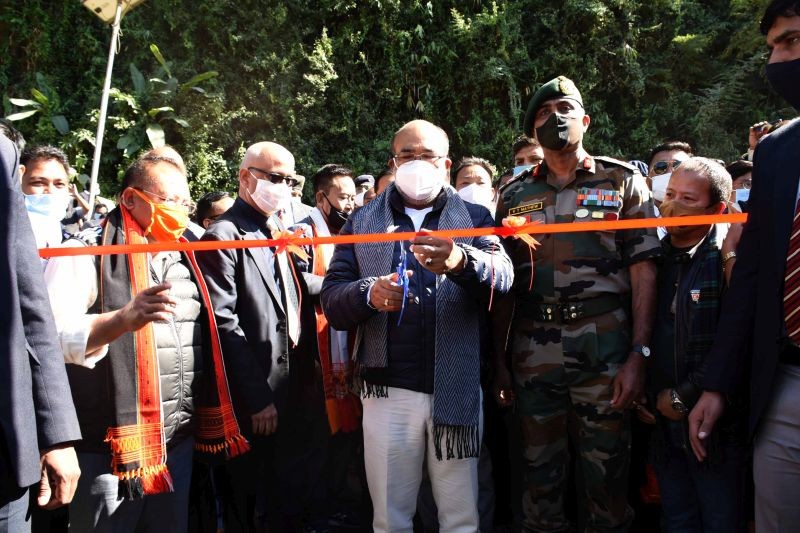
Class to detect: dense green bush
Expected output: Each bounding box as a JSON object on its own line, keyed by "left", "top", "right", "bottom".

{"left": 1, "top": 0, "right": 790, "bottom": 202}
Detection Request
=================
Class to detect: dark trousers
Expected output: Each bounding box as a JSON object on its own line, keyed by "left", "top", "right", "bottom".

{"left": 0, "top": 483, "right": 29, "bottom": 533}
{"left": 218, "top": 395, "right": 329, "bottom": 532}
{"left": 68, "top": 437, "right": 195, "bottom": 533}
{"left": 652, "top": 422, "right": 746, "bottom": 533}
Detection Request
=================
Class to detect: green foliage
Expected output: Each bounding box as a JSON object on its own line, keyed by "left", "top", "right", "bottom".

{"left": 6, "top": 72, "right": 71, "bottom": 137}
{"left": 1, "top": 0, "right": 789, "bottom": 199}
{"left": 109, "top": 44, "right": 218, "bottom": 159}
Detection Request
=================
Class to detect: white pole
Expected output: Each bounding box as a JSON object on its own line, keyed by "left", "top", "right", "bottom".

{"left": 86, "top": 0, "right": 123, "bottom": 219}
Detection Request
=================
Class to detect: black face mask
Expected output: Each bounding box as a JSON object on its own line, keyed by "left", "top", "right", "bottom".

{"left": 322, "top": 193, "right": 349, "bottom": 232}
{"left": 535, "top": 112, "right": 573, "bottom": 151}
{"left": 766, "top": 57, "right": 800, "bottom": 111}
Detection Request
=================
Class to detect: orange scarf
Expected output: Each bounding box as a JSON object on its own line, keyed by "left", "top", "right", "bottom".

{"left": 102, "top": 206, "right": 248, "bottom": 499}
{"left": 312, "top": 236, "right": 361, "bottom": 434}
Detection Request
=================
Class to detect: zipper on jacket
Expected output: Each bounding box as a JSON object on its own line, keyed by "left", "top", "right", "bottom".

{"left": 151, "top": 255, "right": 185, "bottom": 437}
{"left": 673, "top": 259, "right": 691, "bottom": 451}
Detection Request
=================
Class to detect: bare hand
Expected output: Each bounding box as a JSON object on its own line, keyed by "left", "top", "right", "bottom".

{"left": 656, "top": 389, "right": 684, "bottom": 421}
{"left": 749, "top": 121, "right": 771, "bottom": 150}
{"left": 688, "top": 391, "right": 726, "bottom": 462}
{"left": 251, "top": 404, "right": 278, "bottom": 435}
{"left": 410, "top": 229, "right": 464, "bottom": 275}
{"left": 369, "top": 271, "right": 414, "bottom": 312}
{"left": 493, "top": 362, "right": 516, "bottom": 408}
{"left": 38, "top": 444, "right": 80, "bottom": 509}
{"left": 610, "top": 353, "right": 645, "bottom": 410}
{"left": 634, "top": 397, "right": 656, "bottom": 425}
{"left": 120, "top": 282, "right": 176, "bottom": 331}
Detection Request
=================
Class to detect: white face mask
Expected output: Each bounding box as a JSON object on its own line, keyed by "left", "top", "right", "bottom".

{"left": 394, "top": 160, "right": 444, "bottom": 203}
{"left": 457, "top": 183, "right": 496, "bottom": 210}
{"left": 651, "top": 172, "right": 671, "bottom": 203}
{"left": 250, "top": 177, "right": 291, "bottom": 215}
{"left": 354, "top": 190, "right": 366, "bottom": 207}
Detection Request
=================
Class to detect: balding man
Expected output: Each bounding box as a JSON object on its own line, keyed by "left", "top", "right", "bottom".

{"left": 198, "top": 142, "right": 325, "bottom": 531}
{"left": 143, "top": 145, "right": 209, "bottom": 239}
{"left": 321, "top": 120, "right": 514, "bottom": 532}
{"left": 64, "top": 154, "right": 247, "bottom": 532}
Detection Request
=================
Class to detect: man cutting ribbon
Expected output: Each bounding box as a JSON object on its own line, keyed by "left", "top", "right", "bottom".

{"left": 321, "top": 119, "right": 514, "bottom": 533}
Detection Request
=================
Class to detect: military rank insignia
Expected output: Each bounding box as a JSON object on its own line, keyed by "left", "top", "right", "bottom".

{"left": 559, "top": 77, "right": 578, "bottom": 96}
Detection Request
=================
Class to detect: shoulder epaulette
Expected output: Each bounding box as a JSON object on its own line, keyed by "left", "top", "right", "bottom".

{"left": 593, "top": 156, "right": 637, "bottom": 173}
{"left": 498, "top": 165, "right": 538, "bottom": 193}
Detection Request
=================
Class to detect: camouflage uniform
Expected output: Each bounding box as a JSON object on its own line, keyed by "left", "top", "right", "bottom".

{"left": 496, "top": 156, "right": 661, "bottom": 532}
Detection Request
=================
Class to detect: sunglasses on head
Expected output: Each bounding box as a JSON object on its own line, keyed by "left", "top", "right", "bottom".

{"left": 651, "top": 160, "right": 683, "bottom": 176}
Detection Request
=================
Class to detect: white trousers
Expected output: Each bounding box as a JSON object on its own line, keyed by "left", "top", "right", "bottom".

{"left": 363, "top": 386, "right": 481, "bottom": 533}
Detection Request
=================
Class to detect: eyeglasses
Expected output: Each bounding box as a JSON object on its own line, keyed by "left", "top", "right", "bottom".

{"left": 651, "top": 160, "right": 684, "bottom": 176}
{"left": 247, "top": 167, "right": 299, "bottom": 188}
{"left": 134, "top": 188, "right": 196, "bottom": 214}
{"left": 392, "top": 153, "right": 446, "bottom": 167}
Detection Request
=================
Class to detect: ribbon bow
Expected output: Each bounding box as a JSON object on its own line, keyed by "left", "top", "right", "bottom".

{"left": 270, "top": 227, "right": 310, "bottom": 262}
{"left": 501, "top": 215, "right": 541, "bottom": 291}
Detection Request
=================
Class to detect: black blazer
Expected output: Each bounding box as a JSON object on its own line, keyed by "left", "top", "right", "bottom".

{"left": 197, "top": 198, "right": 321, "bottom": 435}
{"left": 703, "top": 119, "right": 800, "bottom": 436}
{"left": 0, "top": 134, "right": 81, "bottom": 488}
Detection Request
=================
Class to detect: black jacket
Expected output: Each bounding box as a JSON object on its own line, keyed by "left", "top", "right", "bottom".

{"left": 650, "top": 227, "right": 744, "bottom": 438}
{"left": 197, "top": 198, "right": 322, "bottom": 435}
{"left": 702, "top": 119, "right": 800, "bottom": 437}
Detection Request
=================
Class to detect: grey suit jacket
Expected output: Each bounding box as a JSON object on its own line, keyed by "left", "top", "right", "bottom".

{"left": 0, "top": 134, "right": 81, "bottom": 489}
{"left": 197, "top": 198, "right": 321, "bottom": 436}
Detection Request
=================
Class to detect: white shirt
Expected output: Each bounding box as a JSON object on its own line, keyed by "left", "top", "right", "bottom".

{"left": 404, "top": 206, "right": 433, "bottom": 231}
{"left": 30, "top": 215, "right": 109, "bottom": 368}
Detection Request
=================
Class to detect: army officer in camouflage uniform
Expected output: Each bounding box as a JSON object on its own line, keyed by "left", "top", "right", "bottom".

{"left": 492, "top": 76, "right": 661, "bottom": 532}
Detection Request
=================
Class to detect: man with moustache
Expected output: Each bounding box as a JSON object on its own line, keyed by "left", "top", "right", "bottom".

{"left": 493, "top": 76, "right": 661, "bottom": 532}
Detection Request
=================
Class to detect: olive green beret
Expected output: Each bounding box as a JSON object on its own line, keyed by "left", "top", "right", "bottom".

{"left": 522, "top": 76, "right": 583, "bottom": 136}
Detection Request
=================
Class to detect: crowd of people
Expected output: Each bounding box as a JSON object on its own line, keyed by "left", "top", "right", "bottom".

{"left": 1, "top": 1, "right": 799, "bottom": 532}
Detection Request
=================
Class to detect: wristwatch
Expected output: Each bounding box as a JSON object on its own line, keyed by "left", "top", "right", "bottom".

{"left": 670, "top": 389, "right": 688, "bottom": 415}
{"left": 631, "top": 344, "right": 651, "bottom": 358}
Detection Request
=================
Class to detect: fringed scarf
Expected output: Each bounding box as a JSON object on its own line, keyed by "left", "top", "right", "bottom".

{"left": 309, "top": 208, "right": 362, "bottom": 434}
{"left": 101, "top": 207, "right": 248, "bottom": 499}
{"left": 352, "top": 185, "right": 481, "bottom": 460}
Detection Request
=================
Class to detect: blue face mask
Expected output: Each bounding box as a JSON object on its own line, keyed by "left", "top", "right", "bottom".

{"left": 24, "top": 193, "right": 69, "bottom": 220}
{"left": 735, "top": 188, "right": 750, "bottom": 204}
{"left": 513, "top": 164, "right": 533, "bottom": 178}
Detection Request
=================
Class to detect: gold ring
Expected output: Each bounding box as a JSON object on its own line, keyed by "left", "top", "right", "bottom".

{"left": 425, "top": 257, "right": 433, "bottom": 266}
{"left": 384, "top": 298, "right": 389, "bottom": 306}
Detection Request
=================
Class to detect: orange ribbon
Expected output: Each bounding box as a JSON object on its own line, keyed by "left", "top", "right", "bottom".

{"left": 270, "top": 227, "right": 310, "bottom": 262}
{"left": 39, "top": 214, "right": 747, "bottom": 258}
{"left": 502, "top": 216, "right": 542, "bottom": 291}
